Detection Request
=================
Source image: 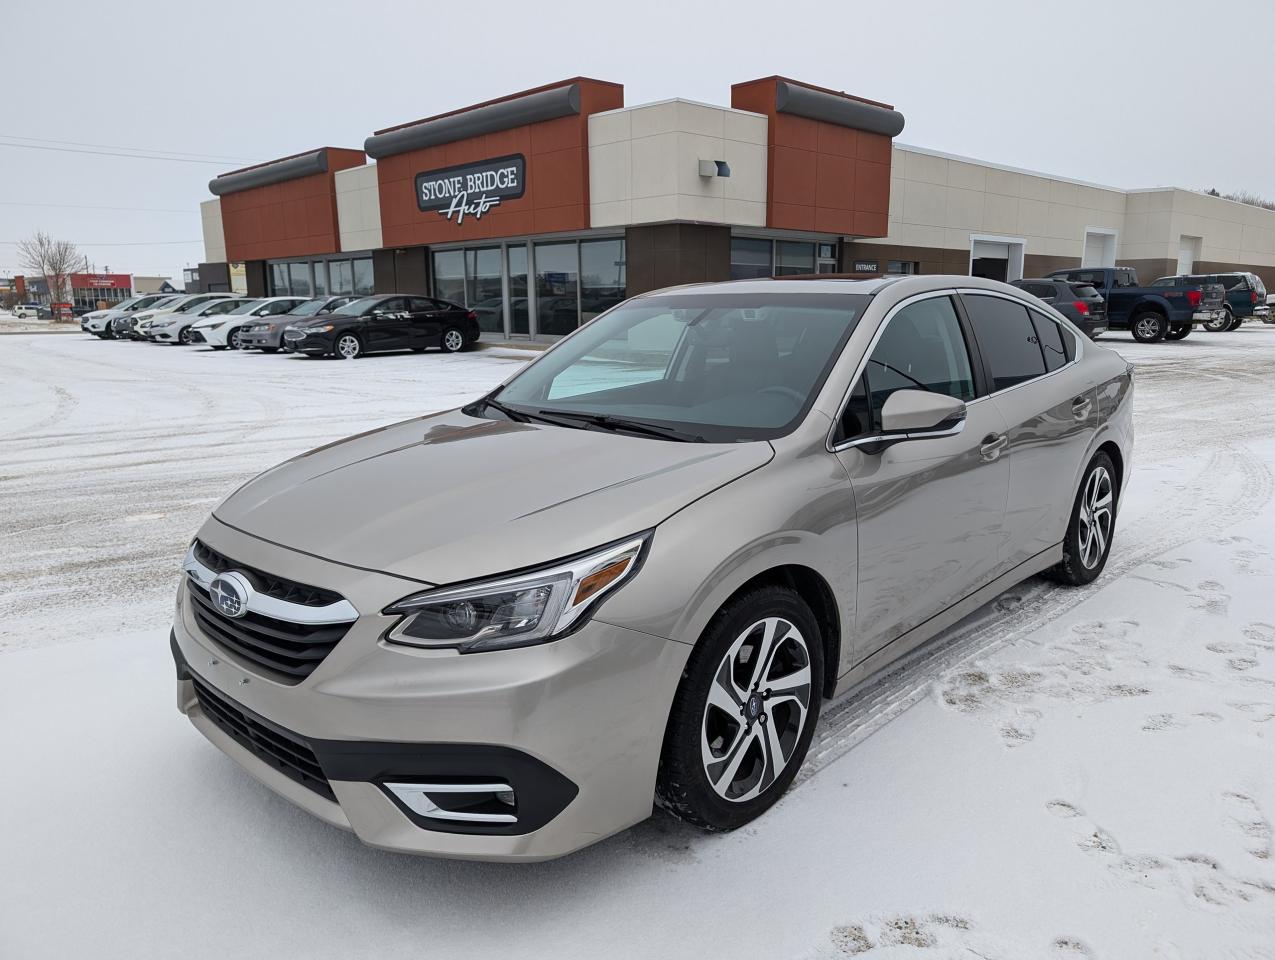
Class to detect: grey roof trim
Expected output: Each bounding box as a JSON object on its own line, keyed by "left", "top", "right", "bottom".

{"left": 209, "top": 149, "right": 330, "bottom": 196}
{"left": 775, "top": 80, "right": 905, "bottom": 138}
{"left": 364, "top": 83, "right": 581, "bottom": 159}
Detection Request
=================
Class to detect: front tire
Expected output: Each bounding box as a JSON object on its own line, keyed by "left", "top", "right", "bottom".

{"left": 1048, "top": 451, "right": 1117, "bottom": 586}
{"left": 227, "top": 328, "right": 244, "bottom": 350}
{"left": 1131, "top": 312, "right": 1166, "bottom": 343}
{"left": 1165, "top": 324, "right": 1191, "bottom": 341}
{"left": 178, "top": 326, "right": 192, "bottom": 345}
{"left": 335, "top": 333, "right": 362, "bottom": 359}
{"left": 656, "top": 586, "right": 823, "bottom": 832}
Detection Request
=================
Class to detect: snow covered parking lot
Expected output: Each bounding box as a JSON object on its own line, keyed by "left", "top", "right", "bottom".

{"left": 2, "top": 329, "right": 1274, "bottom": 959}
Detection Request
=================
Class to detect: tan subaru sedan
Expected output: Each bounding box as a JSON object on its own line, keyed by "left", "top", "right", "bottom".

{"left": 172, "top": 275, "right": 1133, "bottom": 860}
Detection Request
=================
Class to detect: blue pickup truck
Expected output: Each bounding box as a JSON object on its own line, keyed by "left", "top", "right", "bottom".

{"left": 1046, "top": 266, "right": 1225, "bottom": 342}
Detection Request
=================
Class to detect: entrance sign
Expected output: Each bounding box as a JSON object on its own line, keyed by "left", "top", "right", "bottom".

{"left": 415, "top": 154, "right": 526, "bottom": 225}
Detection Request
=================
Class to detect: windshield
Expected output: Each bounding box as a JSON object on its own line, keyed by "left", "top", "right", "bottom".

{"left": 332, "top": 296, "right": 382, "bottom": 317}
{"left": 147, "top": 297, "right": 180, "bottom": 311}
{"left": 227, "top": 299, "right": 265, "bottom": 315}
{"left": 108, "top": 297, "right": 141, "bottom": 311}
{"left": 286, "top": 299, "right": 327, "bottom": 317}
{"left": 491, "top": 293, "right": 868, "bottom": 443}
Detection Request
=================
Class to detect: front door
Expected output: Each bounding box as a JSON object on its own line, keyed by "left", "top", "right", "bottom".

{"left": 365, "top": 297, "right": 410, "bottom": 351}
{"left": 833, "top": 293, "right": 1010, "bottom": 659}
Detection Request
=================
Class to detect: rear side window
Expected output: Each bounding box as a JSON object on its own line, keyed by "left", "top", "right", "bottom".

{"left": 1070, "top": 284, "right": 1100, "bottom": 298}
{"left": 859, "top": 296, "right": 975, "bottom": 433}
{"left": 1018, "top": 282, "right": 1053, "bottom": 299}
{"left": 1030, "top": 311, "right": 1068, "bottom": 372}
{"left": 963, "top": 294, "right": 1047, "bottom": 391}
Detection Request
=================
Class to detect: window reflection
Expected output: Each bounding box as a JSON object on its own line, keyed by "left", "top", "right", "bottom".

{"left": 288, "top": 263, "right": 311, "bottom": 297}
{"left": 730, "top": 237, "right": 772, "bottom": 280}
{"left": 432, "top": 251, "right": 465, "bottom": 305}
{"left": 330, "top": 260, "right": 353, "bottom": 295}
{"left": 466, "top": 248, "right": 503, "bottom": 334}
{"left": 535, "top": 242, "right": 579, "bottom": 336}
{"left": 508, "top": 245, "right": 529, "bottom": 335}
{"left": 352, "top": 258, "right": 374, "bottom": 296}
{"left": 775, "top": 241, "right": 815, "bottom": 276}
{"left": 580, "top": 239, "right": 625, "bottom": 323}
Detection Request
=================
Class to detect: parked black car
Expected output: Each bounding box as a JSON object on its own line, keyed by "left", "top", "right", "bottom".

{"left": 1011, "top": 278, "right": 1108, "bottom": 339}
{"left": 241, "top": 295, "right": 361, "bottom": 352}
{"left": 1151, "top": 272, "right": 1269, "bottom": 331}
{"left": 282, "top": 294, "right": 481, "bottom": 359}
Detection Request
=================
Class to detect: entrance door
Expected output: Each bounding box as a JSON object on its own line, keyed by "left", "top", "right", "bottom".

{"left": 833, "top": 293, "right": 1010, "bottom": 657}
{"left": 971, "top": 257, "right": 1008, "bottom": 281}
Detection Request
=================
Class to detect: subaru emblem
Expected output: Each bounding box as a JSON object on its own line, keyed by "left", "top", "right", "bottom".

{"left": 208, "top": 572, "right": 252, "bottom": 619}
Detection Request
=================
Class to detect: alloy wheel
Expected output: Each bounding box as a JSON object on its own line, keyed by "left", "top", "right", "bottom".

{"left": 1134, "top": 316, "right": 1161, "bottom": 341}
{"left": 443, "top": 329, "right": 464, "bottom": 352}
{"left": 700, "top": 617, "right": 812, "bottom": 803}
{"left": 337, "top": 335, "right": 361, "bottom": 359}
{"left": 1077, "top": 465, "right": 1114, "bottom": 569}
{"left": 228, "top": 329, "right": 242, "bottom": 350}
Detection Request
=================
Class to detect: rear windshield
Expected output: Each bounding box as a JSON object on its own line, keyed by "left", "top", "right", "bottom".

{"left": 1070, "top": 285, "right": 1101, "bottom": 298}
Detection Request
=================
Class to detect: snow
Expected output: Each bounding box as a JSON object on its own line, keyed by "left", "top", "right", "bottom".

{"left": 2, "top": 328, "right": 1274, "bottom": 959}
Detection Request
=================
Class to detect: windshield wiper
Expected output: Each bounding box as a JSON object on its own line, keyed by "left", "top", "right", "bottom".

{"left": 475, "top": 396, "right": 563, "bottom": 426}
{"left": 536, "top": 409, "right": 706, "bottom": 443}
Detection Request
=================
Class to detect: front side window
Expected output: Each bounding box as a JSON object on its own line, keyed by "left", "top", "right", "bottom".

{"left": 964, "top": 294, "right": 1046, "bottom": 390}
{"left": 492, "top": 293, "right": 868, "bottom": 443}
{"left": 857, "top": 296, "right": 975, "bottom": 434}
{"left": 228, "top": 299, "right": 265, "bottom": 315}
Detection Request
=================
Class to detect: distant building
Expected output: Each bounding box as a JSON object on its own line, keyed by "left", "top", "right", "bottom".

{"left": 133, "top": 275, "right": 173, "bottom": 295}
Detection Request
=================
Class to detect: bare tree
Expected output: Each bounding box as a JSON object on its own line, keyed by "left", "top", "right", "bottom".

{"left": 1203, "top": 188, "right": 1275, "bottom": 212}
{"left": 16, "top": 232, "right": 87, "bottom": 321}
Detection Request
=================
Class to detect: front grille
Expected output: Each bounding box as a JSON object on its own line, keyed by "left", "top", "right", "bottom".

{"left": 194, "top": 539, "right": 342, "bottom": 607}
{"left": 188, "top": 582, "right": 350, "bottom": 683}
{"left": 192, "top": 676, "right": 335, "bottom": 802}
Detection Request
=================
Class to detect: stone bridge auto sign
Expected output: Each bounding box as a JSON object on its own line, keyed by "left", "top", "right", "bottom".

{"left": 415, "top": 154, "right": 526, "bottom": 225}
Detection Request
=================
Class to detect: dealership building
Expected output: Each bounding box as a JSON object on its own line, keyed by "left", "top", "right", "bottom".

{"left": 195, "top": 76, "right": 1275, "bottom": 340}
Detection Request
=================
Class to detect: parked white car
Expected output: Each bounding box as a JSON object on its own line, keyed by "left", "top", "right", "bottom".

{"left": 132, "top": 293, "right": 238, "bottom": 341}
{"left": 189, "top": 297, "right": 308, "bottom": 349}
{"left": 83, "top": 294, "right": 173, "bottom": 337}
{"left": 146, "top": 297, "right": 255, "bottom": 344}
{"left": 13, "top": 303, "right": 45, "bottom": 319}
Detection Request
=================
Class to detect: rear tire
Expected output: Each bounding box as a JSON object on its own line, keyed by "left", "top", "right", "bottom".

{"left": 441, "top": 326, "right": 466, "bottom": 353}
{"left": 1204, "top": 309, "right": 1230, "bottom": 333}
{"left": 1131, "top": 312, "right": 1166, "bottom": 343}
{"left": 1165, "top": 324, "right": 1191, "bottom": 341}
{"left": 1048, "top": 451, "right": 1117, "bottom": 586}
{"left": 1227, "top": 314, "right": 1243, "bottom": 332}
{"left": 656, "top": 585, "right": 823, "bottom": 832}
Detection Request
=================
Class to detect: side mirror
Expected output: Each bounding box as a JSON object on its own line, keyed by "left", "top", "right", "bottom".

{"left": 880, "top": 389, "right": 966, "bottom": 434}
{"left": 851, "top": 389, "right": 966, "bottom": 455}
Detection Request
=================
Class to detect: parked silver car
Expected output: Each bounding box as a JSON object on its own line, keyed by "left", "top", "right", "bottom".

{"left": 172, "top": 275, "right": 1133, "bottom": 861}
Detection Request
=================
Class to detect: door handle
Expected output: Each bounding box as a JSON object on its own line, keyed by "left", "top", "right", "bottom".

{"left": 1071, "top": 396, "right": 1092, "bottom": 420}
{"left": 980, "top": 433, "right": 1008, "bottom": 461}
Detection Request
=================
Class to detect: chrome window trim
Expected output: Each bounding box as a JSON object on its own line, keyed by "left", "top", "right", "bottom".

{"left": 825, "top": 288, "right": 978, "bottom": 453}
{"left": 183, "top": 545, "right": 359, "bottom": 626}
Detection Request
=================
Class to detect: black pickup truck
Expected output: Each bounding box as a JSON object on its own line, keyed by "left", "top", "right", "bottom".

{"left": 1046, "top": 266, "right": 1225, "bottom": 342}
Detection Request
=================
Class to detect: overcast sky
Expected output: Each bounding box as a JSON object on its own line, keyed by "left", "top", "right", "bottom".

{"left": 4, "top": 0, "right": 1272, "bottom": 283}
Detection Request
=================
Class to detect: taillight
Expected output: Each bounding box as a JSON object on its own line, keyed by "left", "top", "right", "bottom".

{"left": 1072, "top": 301, "right": 1090, "bottom": 315}
{"left": 1186, "top": 289, "right": 1201, "bottom": 307}
{"left": 467, "top": 310, "right": 478, "bottom": 322}
{"left": 1252, "top": 291, "right": 1259, "bottom": 304}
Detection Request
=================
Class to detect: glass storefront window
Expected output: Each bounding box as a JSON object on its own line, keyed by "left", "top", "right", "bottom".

{"left": 775, "top": 241, "right": 815, "bottom": 276}
{"left": 352, "top": 258, "right": 374, "bottom": 295}
{"left": 330, "top": 260, "right": 353, "bottom": 295}
{"left": 580, "top": 238, "right": 625, "bottom": 323}
{"left": 288, "top": 263, "right": 311, "bottom": 297}
{"left": 270, "top": 263, "right": 288, "bottom": 295}
{"left": 466, "top": 247, "right": 504, "bottom": 334}
{"left": 508, "top": 245, "right": 529, "bottom": 336}
{"left": 535, "top": 242, "right": 579, "bottom": 337}
{"left": 432, "top": 251, "right": 465, "bottom": 306}
{"left": 730, "top": 237, "right": 772, "bottom": 280}
{"left": 312, "top": 261, "right": 328, "bottom": 296}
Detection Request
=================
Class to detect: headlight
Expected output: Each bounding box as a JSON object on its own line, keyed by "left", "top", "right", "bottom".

{"left": 205, "top": 321, "right": 226, "bottom": 330}
{"left": 135, "top": 313, "right": 153, "bottom": 321}
{"left": 384, "top": 534, "right": 649, "bottom": 653}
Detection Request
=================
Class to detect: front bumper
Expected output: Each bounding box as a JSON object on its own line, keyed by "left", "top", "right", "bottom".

{"left": 239, "top": 328, "right": 283, "bottom": 349}
{"left": 284, "top": 331, "right": 334, "bottom": 354}
{"left": 170, "top": 521, "right": 689, "bottom": 861}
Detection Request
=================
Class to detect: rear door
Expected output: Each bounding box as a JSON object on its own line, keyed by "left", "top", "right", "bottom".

{"left": 962, "top": 292, "right": 1097, "bottom": 568}
{"left": 833, "top": 292, "right": 1010, "bottom": 654}
{"left": 405, "top": 297, "right": 443, "bottom": 347}
{"left": 364, "top": 297, "right": 409, "bottom": 351}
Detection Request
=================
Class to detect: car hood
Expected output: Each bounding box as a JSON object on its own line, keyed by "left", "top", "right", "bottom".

{"left": 213, "top": 409, "right": 773, "bottom": 585}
